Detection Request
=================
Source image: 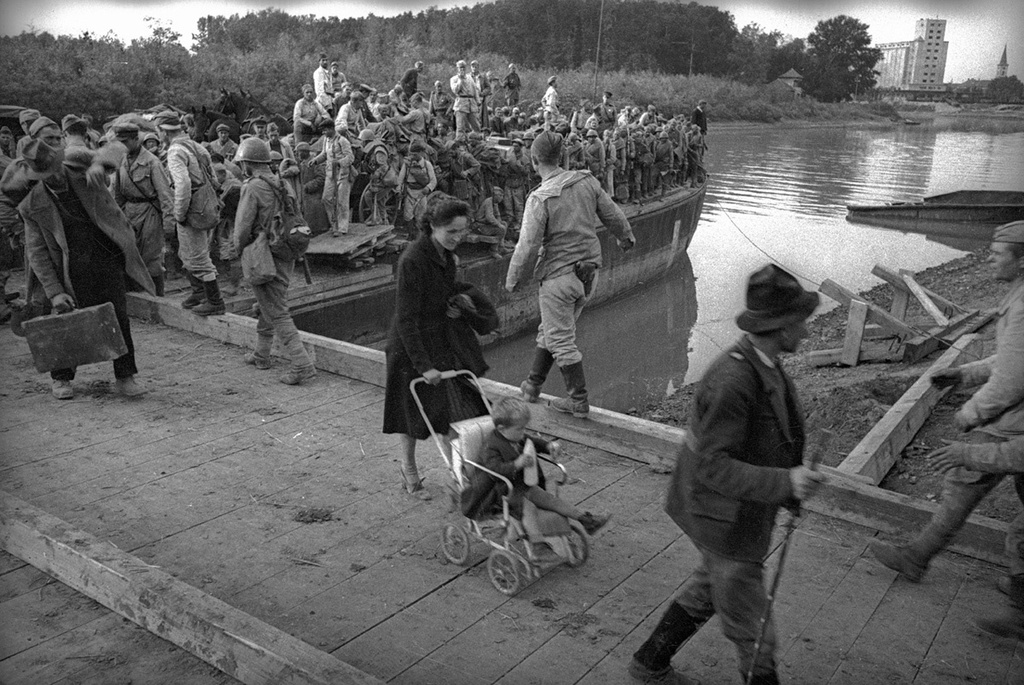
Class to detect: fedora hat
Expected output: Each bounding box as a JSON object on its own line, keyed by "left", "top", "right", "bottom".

{"left": 736, "top": 264, "right": 819, "bottom": 334}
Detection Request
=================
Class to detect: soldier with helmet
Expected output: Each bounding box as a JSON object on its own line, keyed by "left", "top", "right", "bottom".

{"left": 233, "top": 137, "right": 316, "bottom": 386}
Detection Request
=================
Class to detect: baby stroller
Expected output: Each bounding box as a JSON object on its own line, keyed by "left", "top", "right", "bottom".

{"left": 410, "top": 370, "right": 590, "bottom": 596}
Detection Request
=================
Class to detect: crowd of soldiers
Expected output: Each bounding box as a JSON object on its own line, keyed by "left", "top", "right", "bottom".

{"left": 0, "top": 57, "right": 710, "bottom": 322}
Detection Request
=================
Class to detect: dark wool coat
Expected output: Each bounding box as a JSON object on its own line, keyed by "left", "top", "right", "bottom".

{"left": 665, "top": 336, "right": 805, "bottom": 562}
{"left": 382, "top": 233, "right": 498, "bottom": 439}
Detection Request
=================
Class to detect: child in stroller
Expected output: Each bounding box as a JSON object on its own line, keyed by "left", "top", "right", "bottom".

{"left": 461, "top": 396, "right": 611, "bottom": 539}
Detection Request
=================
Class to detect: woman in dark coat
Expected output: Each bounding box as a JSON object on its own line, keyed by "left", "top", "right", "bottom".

{"left": 382, "top": 192, "right": 498, "bottom": 499}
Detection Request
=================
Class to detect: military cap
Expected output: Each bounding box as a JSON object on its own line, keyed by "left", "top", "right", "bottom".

{"left": 20, "top": 139, "right": 62, "bottom": 179}
{"left": 251, "top": 116, "right": 267, "bottom": 126}
{"left": 28, "top": 116, "right": 59, "bottom": 138}
{"left": 295, "top": 142, "right": 311, "bottom": 153}
{"left": 113, "top": 122, "right": 140, "bottom": 139}
{"left": 531, "top": 130, "right": 562, "bottom": 160}
{"left": 63, "top": 146, "right": 94, "bottom": 172}
{"left": 456, "top": 59, "right": 467, "bottom": 67}
{"left": 470, "top": 60, "right": 479, "bottom": 66}
{"left": 658, "top": 130, "right": 669, "bottom": 138}
{"left": 511, "top": 139, "right": 523, "bottom": 147}
{"left": 994, "top": 220, "right": 1024, "bottom": 244}
{"left": 318, "top": 119, "right": 335, "bottom": 131}
{"left": 153, "top": 111, "right": 182, "bottom": 131}
{"left": 0, "top": 126, "right": 10, "bottom": 135}
{"left": 61, "top": 114, "right": 86, "bottom": 132}
{"left": 216, "top": 122, "right": 230, "bottom": 133}
{"left": 302, "top": 83, "right": 314, "bottom": 93}
{"left": 547, "top": 75, "right": 557, "bottom": 84}
{"left": 508, "top": 63, "right": 516, "bottom": 69}
{"left": 19, "top": 109, "right": 40, "bottom": 125}
{"left": 585, "top": 129, "right": 598, "bottom": 138}
{"left": 350, "top": 90, "right": 365, "bottom": 100}
{"left": 141, "top": 132, "right": 160, "bottom": 146}
{"left": 269, "top": 151, "right": 283, "bottom": 161}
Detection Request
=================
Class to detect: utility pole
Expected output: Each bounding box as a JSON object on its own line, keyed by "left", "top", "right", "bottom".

{"left": 593, "top": 0, "right": 605, "bottom": 101}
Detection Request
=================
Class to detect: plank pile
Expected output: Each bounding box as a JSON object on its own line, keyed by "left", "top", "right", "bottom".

{"left": 304, "top": 223, "right": 407, "bottom": 269}
{"left": 810, "top": 264, "right": 994, "bottom": 367}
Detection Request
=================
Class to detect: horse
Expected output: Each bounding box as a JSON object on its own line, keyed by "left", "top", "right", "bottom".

{"left": 191, "top": 105, "right": 241, "bottom": 143}
{"left": 214, "top": 88, "right": 292, "bottom": 138}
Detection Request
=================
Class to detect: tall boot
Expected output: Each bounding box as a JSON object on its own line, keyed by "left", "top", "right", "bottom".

{"left": 192, "top": 279, "right": 225, "bottom": 316}
{"left": 152, "top": 274, "right": 165, "bottom": 297}
{"left": 628, "top": 601, "right": 703, "bottom": 684}
{"left": 181, "top": 272, "right": 205, "bottom": 309}
{"left": 977, "top": 574, "right": 1024, "bottom": 640}
{"left": 748, "top": 672, "right": 781, "bottom": 685}
{"left": 521, "top": 347, "right": 555, "bottom": 403}
{"left": 550, "top": 361, "right": 589, "bottom": 418}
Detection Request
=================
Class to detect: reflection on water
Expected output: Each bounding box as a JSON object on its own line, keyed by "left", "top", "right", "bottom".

{"left": 485, "top": 128, "right": 1024, "bottom": 413}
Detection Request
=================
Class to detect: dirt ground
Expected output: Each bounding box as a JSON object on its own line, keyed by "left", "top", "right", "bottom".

{"left": 638, "top": 248, "right": 1024, "bottom": 523}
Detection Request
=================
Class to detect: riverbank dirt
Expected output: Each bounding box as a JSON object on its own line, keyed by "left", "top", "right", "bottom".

{"left": 636, "top": 248, "right": 1023, "bottom": 523}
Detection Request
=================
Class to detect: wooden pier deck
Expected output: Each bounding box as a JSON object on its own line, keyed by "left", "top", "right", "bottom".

{"left": 1, "top": 319, "right": 1022, "bottom": 684}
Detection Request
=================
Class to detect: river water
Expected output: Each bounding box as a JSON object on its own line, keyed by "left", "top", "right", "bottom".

{"left": 481, "top": 126, "right": 1024, "bottom": 413}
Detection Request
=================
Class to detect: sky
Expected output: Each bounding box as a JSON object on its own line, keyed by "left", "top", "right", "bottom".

{"left": 0, "top": 0, "right": 1019, "bottom": 82}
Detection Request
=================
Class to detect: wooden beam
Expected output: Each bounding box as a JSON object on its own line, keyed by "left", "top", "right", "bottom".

{"left": 840, "top": 299, "right": 870, "bottom": 366}
{"left": 902, "top": 309, "right": 993, "bottom": 363}
{"left": 808, "top": 342, "right": 902, "bottom": 367}
{"left": 806, "top": 473, "right": 1007, "bottom": 567}
{"left": 871, "top": 265, "right": 967, "bottom": 318}
{"left": 838, "top": 334, "right": 982, "bottom": 485}
{"left": 901, "top": 273, "right": 949, "bottom": 326}
{"left": 890, "top": 289, "right": 910, "bottom": 321}
{"left": 818, "top": 279, "right": 919, "bottom": 339}
{"left": 126, "top": 294, "right": 683, "bottom": 464}
{"left": 0, "top": 494, "right": 384, "bottom": 685}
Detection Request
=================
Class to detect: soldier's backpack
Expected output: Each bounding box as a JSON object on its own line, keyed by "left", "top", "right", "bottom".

{"left": 259, "top": 177, "right": 311, "bottom": 262}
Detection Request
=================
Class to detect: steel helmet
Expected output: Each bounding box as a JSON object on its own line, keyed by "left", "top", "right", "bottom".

{"left": 234, "top": 137, "right": 271, "bottom": 164}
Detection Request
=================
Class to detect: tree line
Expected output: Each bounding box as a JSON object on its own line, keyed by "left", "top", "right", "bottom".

{"left": 2, "top": 1, "right": 889, "bottom": 123}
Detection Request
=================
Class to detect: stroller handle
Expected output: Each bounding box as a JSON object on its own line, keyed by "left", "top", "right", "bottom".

{"left": 409, "top": 370, "right": 493, "bottom": 466}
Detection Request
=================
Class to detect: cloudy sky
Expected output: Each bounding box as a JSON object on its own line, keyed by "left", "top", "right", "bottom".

{"left": 1, "top": 0, "right": 1019, "bottom": 82}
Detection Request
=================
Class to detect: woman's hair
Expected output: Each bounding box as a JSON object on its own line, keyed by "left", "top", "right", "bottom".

{"left": 417, "top": 192, "right": 471, "bottom": 236}
{"left": 491, "top": 396, "right": 531, "bottom": 428}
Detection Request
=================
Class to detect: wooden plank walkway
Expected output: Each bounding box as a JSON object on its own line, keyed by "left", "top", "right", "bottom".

{"left": 1, "top": 320, "right": 1022, "bottom": 684}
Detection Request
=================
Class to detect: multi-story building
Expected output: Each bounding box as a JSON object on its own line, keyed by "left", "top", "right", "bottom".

{"left": 875, "top": 18, "right": 949, "bottom": 93}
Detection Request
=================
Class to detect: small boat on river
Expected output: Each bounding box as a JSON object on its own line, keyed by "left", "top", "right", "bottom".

{"left": 846, "top": 189, "right": 1024, "bottom": 243}
{"left": 281, "top": 181, "right": 707, "bottom": 346}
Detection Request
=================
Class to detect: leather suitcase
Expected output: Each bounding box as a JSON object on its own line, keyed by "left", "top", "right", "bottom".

{"left": 23, "top": 302, "right": 128, "bottom": 373}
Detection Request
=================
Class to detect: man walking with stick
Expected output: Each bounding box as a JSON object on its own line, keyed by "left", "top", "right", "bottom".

{"left": 628, "top": 264, "right": 825, "bottom": 685}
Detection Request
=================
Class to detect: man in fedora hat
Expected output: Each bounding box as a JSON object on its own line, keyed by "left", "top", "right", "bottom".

{"left": 628, "top": 264, "right": 825, "bottom": 685}
{"left": 18, "top": 139, "right": 155, "bottom": 400}
{"left": 870, "top": 220, "right": 1024, "bottom": 588}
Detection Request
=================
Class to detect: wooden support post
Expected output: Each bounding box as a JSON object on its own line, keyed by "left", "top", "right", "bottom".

{"left": 840, "top": 299, "right": 870, "bottom": 366}
{"left": 902, "top": 309, "right": 993, "bottom": 363}
{"left": 901, "top": 273, "right": 949, "bottom": 326}
{"left": 0, "top": 494, "right": 384, "bottom": 685}
{"left": 871, "top": 265, "right": 968, "bottom": 318}
{"left": 837, "top": 334, "right": 982, "bottom": 485}
{"left": 818, "top": 279, "right": 920, "bottom": 340}
{"left": 890, "top": 289, "right": 910, "bottom": 321}
{"left": 808, "top": 342, "right": 903, "bottom": 367}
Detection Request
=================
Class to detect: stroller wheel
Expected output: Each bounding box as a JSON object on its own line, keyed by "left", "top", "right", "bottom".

{"left": 440, "top": 522, "right": 472, "bottom": 565}
{"left": 487, "top": 550, "right": 524, "bottom": 596}
{"left": 565, "top": 522, "right": 590, "bottom": 568}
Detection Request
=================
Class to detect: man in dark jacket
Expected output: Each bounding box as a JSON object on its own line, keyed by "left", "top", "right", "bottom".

{"left": 690, "top": 99, "right": 708, "bottom": 135}
{"left": 628, "top": 265, "right": 825, "bottom": 685}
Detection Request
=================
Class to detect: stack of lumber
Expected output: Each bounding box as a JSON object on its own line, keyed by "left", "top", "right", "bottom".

{"left": 305, "top": 224, "right": 407, "bottom": 269}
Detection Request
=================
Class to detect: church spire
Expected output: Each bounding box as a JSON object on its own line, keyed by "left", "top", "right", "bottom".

{"left": 997, "top": 44, "right": 1008, "bottom": 78}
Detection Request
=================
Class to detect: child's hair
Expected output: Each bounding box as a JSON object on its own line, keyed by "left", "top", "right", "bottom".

{"left": 491, "top": 396, "right": 531, "bottom": 428}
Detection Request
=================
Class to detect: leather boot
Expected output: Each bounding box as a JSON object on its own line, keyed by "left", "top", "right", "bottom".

{"left": 748, "top": 672, "right": 781, "bottom": 685}
{"left": 977, "top": 574, "right": 1024, "bottom": 640}
{"left": 628, "top": 601, "right": 703, "bottom": 684}
{"left": 181, "top": 272, "right": 205, "bottom": 309}
{"left": 521, "top": 347, "right": 555, "bottom": 403}
{"left": 550, "top": 361, "right": 589, "bottom": 418}
{"left": 152, "top": 274, "right": 165, "bottom": 297}
{"left": 192, "top": 279, "right": 225, "bottom": 316}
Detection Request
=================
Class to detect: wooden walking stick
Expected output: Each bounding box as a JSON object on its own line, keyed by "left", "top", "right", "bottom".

{"left": 745, "top": 430, "right": 833, "bottom": 685}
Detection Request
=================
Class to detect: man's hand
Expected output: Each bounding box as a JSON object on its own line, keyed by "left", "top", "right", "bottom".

{"left": 85, "top": 162, "right": 107, "bottom": 189}
{"left": 927, "top": 441, "right": 970, "bottom": 474}
{"left": 505, "top": 281, "right": 517, "bottom": 294}
{"left": 930, "top": 368, "right": 962, "bottom": 389}
{"left": 422, "top": 368, "right": 442, "bottom": 385}
{"left": 51, "top": 293, "right": 75, "bottom": 314}
{"left": 953, "top": 408, "right": 975, "bottom": 433}
{"left": 789, "top": 464, "right": 826, "bottom": 501}
{"left": 618, "top": 236, "right": 636, "bottom": 252}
